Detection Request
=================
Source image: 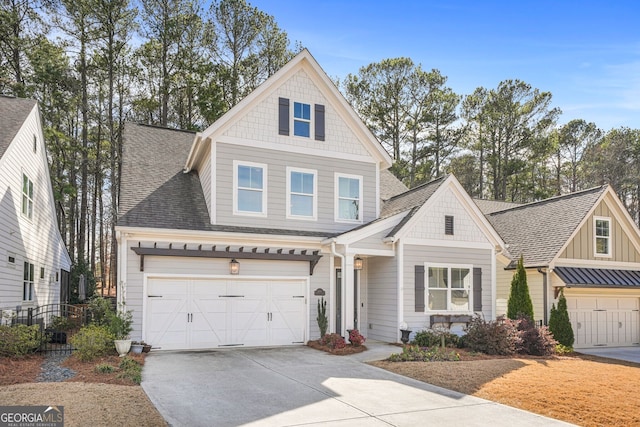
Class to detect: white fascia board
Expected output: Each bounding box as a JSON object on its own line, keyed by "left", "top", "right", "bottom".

{"left": 345, "top": 248, "right": 395, "bottom": 257}
{"left": 332, "top": 212, "right": 405, "bottom": 245}
{"left": 114, "top": 226, "right": 325, "bottom": 247}
{"left": 184, "top": 133, "right": 203, "bottom": 172}
{"left": 550, "top": 257, "right": 640, "bottom": 270}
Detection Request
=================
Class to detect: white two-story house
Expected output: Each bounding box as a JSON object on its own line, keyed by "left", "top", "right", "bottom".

{"left": 116, "top": 50, "right": 504, "bottom": 350}
{"left": 0, "top": 96, "right": 71, "bottom": 316}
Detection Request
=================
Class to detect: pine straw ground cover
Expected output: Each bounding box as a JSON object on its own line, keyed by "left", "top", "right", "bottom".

{"left": 0, "top": 353, "right": 166, "bottom": 427}
{"left": 371, "top": 349, "right": 640, "bottom": 427}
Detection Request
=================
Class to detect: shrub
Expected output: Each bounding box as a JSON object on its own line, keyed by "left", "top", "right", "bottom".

{"left": 507, "top": 256, "right": 534, "bottom": 320}
{"left": 106, "top": 307, "right": 133, "bottom": 340}
{"left": 118, "top": 357, "right": 143, "bottom": 384}
{"left": 0, "top": 324, "right": 42, "bottom": 357}
{"left": 388, "top": 345, "right": 460, "bottom": 362}
{"left": 549, "top": 289, "right": 575, "bottom": 348}
{"left": 316, "top": 297, "right": 328, "bottom": 338}
{"left": 348, "top": 329, "right": 366, "bottom": 347}
{"left": 463, "top": 316, "right": 521, "bottom": 355}
{"left": 517, "top": 316, "right": 557, "bottom": 356}
{"left": 413, "top": 329, "right": 460, "bottom": 348}
{"left": 319, "top": 333, "right": 346, "bottom": 350}
{"left": 70, "top": 324, "right": 115, "bottom": 361}
{"left": 49, "top": 315, "right": 74, "bottom": 331}
{"left": 95, "top": 363, "right": 115, "bottom": 374}
{"left": 88, "top": 296, "right": 113, "bottom": 326}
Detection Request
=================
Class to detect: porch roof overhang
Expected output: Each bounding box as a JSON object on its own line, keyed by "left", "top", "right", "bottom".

{"left": 131, "top": 244, "right": 323, "bottom": 275}
{"left": 554, "top": 266, "right": 640, "bottom": 288}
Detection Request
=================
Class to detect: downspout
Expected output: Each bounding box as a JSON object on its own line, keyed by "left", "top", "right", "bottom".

{"left": 537, "top": 267, "right": 548, "bottom": 325}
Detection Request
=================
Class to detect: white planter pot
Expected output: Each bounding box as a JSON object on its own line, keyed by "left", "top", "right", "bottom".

{"left": 114, "top": 339, "right": 132, "bottom": 357}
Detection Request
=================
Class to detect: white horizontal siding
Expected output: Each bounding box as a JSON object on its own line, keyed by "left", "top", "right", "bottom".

{"left": 366, "top": 256, "right": 398, "bottom": 342}
{"left": 0, "top": 104, "right": 70, "bottom": 309}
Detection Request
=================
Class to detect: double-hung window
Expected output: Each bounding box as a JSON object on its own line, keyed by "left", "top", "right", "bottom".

{"left": 594, "top": 216, "right": 611, "bottom": 257}
{"left": 335, "top": 173, "right": 362, "bottom": 222}
{"left": 22, "top": 173, "right": 33, "bottom": 219}
{"left": 293, "top": 102, "right": 311, "bottom": 137}
{"left": 287, "top": 167, "right": 317, "bottom": 220}
{"left": 426, "top": 264, "right": 472, "bottom": 311}
{"left": 234, "top": 161, "right": 267, "bottom": 216}
{"left": 23, "top": 262, "right": 34, "bottom": 301}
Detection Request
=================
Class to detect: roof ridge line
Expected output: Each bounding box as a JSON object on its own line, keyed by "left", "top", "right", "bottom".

{"left": 488, "top": 185, "right": 608, "bottom": 215}
{"left": 132, "top": 121, "right": 197, "bottom": 134}
{"left": 385, "top": 174, "right": 448, "bottom": 201}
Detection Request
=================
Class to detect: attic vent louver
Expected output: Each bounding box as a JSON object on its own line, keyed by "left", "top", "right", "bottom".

{"left": 445, "top": 215, "right": 454, "bottom": 235}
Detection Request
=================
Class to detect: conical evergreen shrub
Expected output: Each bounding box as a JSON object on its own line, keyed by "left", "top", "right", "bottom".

{"left": 506, "top": 255, "right": 534, "bottom": 320}
{"left": 549, "top": 289, "right": 574, "bottom": 347}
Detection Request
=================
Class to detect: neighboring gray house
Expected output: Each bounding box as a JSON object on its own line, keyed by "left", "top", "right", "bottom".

{"left": 116, "top": 50, "right": 504, "bottom": 350}
{"left": 479, "top": 186, "right": 640, "bottom": 348}
{"left": 0, "top": 96, "right": 71, "bottom": 316}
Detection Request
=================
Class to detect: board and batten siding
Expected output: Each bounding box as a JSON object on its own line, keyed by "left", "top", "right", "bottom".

{"left": 495, "top": 258, "right": 545, "bottom": 325}
{"left": 123, "top": 239, "right": 330, "bottom": 342}
{"left": 402, "top": 245, "right": 493, "bottom": 333}
{"left": 366, "top": 255, "right": 398, "bottom": 342}
{"left": 215, "top": 142, "right": 377, "bottom": 233}
{"left": 560, "top": 197, "right": 640, "bottom": 263}
{"left": 222, "top": 68, "right": 370, "bottom": 158}
{"left": 0, "top": 104, "right": 70, "bottom": 309}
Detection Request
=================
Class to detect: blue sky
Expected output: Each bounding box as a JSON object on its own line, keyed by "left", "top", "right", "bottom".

{"left": 250, "top": 0, "right": 640, "bottom": 130}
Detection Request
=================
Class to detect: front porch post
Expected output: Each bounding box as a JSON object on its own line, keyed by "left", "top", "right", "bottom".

{"left": 343, "top": 254, "right": 355, "bottom": 336}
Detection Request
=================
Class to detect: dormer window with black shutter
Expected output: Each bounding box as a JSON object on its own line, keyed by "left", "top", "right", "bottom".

{"left": 445, "top": 215, "right": 454, "bottom": 235}
{"left": 278, "top": 97, "right": 325, "bottom": 141}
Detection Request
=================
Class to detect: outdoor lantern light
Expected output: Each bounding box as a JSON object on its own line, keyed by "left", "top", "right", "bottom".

{"left": 354, "top": 257, "right": 363, "bottom": 270}
{"left": 229, "top": 258, "right": 239, "bottom": 275}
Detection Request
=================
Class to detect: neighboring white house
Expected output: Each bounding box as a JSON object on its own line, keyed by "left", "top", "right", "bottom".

{"left": 116, "top": 50, "right": 504, "bottom": 350}
{"left": 0, "top": 95, "right": 72, "bottom": 314}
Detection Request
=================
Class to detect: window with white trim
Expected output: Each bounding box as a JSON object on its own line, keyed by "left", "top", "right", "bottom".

{"left": 335, "top": 173, "right": 362, "bottom": 222}
{"left": 293, "top": 102, "right": 311, "bottom": 137}
{"left": 23, "top": 261, "right": 34, "bottom": 301}
{"left": 287, "top": 167, "right": 317, "bottom": 219}
{"left": 233, "top": 161, "right": 267, "bottom": 216}
{"left": 22, "top": 173, "right": 34, "bottom": 219}
{"left": 426, "top": 264, "right": 472, "bottom": 311}
{"left": 594, "top": 216, "right": 611, "bottom": 256}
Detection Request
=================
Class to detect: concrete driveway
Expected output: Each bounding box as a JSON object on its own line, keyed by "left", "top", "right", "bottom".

{"left": 578, "top": 346, "right": 640, "bottom": 363}
{"left": 142, "top": 343, "right": 573, "bottom": 427}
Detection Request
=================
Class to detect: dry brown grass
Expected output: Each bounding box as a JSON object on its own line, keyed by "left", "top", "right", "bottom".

{"left": 372, "top": 352, "right": 640, "bottom": 427}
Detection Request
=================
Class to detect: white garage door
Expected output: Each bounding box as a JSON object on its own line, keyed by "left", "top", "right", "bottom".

{"left": 567, "top": 296, "right": 640, "bottom": 348}
{"left": 145, "top": 278, "right": 307, "bottom": 350}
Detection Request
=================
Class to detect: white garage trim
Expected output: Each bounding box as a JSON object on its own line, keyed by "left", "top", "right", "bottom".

{"left": 143, "top": 274, "right": 309, "bottom": 350}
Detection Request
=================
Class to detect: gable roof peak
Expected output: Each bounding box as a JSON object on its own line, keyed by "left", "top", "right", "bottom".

{"left": 385, "top": 174, "right": 449, "bottom": 202}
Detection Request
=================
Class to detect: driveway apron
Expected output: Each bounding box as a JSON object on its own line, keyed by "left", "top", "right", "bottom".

{"left": 142, "top": 344, "right": 574, "bottom": 427}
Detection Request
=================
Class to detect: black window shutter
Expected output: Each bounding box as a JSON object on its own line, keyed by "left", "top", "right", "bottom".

{"left": 445, "top": 215, "right": 454, "bottom": 235}
{"left": 415, "top": 265, "right": 425, "bottom": 312}
{"left": 473, "top": 267, "right": 482, "bottom": 311}
{"left": 279, "top": 97, "right": 289, "bottom": 135}
{"left": 314, "top": 104, "right": 325, "bottom": 141}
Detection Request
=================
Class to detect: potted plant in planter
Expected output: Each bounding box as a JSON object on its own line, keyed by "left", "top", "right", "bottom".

{"left": 141, "top": 341, "right": 152, "bottom": 353}
{"left": 107, "top": 306, "right": 133, "bottom": 357}
{"left": 130, "top": 341, "right": 144, "bottom": 354}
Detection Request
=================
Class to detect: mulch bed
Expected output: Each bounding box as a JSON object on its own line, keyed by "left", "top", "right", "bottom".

{"left": 307, "top": 340, "right": 367, "bottom": 355}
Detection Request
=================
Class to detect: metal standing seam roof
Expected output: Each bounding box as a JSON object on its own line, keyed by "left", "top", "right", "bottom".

{"left": 555, "top": 266, "right": 640, "bottom": 287}
{"left": 0, "top": 96, "right": 37, "bottom": 159}
{"left": 486, "top": 186, "right": 608, "bottom": 268}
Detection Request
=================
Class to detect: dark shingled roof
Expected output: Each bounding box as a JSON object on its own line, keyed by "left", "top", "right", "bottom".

{"left": 0, "top": 95, "right": 37, "bottom": 159}
{"left": 117, "top": 123, "right": 331, "bottom": 238}
{"left": 474, "top": 199, "right": 522, "bottom": 214}
{"left": 380, "top": 175, "right": 447, "bottom": 219}
{"left": 486, "top": 186, "right": 608, "bottom": 267}
{"left": 380, "top": 169, "right": 408, "bottom": 200}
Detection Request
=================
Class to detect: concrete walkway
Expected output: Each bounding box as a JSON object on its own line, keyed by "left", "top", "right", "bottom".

{"left": 578, "top": 346, "right": 640, "bottom": 364}
{"left": 142, "top": 342, "right": 574, "bottom": 427}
